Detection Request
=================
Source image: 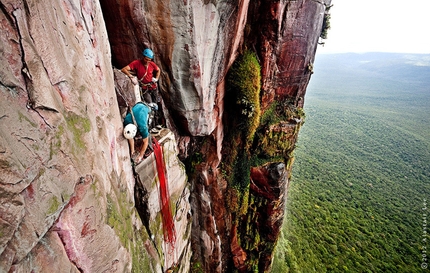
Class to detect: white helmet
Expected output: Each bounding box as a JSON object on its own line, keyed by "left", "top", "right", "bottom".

{"left": 123, "top": 124, "right": 137, "bottom": 139}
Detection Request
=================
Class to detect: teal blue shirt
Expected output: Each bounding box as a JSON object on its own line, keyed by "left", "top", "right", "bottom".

{"left": 123, "top": 103, "right": 150, "bottom": 138}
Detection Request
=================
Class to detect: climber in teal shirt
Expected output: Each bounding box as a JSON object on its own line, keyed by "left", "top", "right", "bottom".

{"left": 123, "top": 102, "right": 151, "bottom": 164}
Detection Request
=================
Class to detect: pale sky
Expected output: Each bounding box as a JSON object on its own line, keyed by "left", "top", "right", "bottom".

{"left": 318, "top": 0, "right": 430, "bottom": 54}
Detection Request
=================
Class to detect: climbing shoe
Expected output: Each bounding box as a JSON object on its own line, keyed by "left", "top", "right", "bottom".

{"left": 143, "top": 149, "right": 153, "bottom": 159}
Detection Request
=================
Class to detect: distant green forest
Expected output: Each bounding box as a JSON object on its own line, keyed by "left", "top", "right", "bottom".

{"left": 272, "top": 53, "right": 430, "bottom": 272}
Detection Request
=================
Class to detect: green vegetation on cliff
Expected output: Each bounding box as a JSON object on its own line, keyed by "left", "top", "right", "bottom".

{"left": 220, "top": 49, "right": 262, "bottom": 273}
{"left": 223, "top": 48, "right": 307, "bottom": 272}
{"left": 223, "top": 49, "right": 261, "bottom": 190}
{"left": 273, "top": 53, "right": 430, "bottom": 272}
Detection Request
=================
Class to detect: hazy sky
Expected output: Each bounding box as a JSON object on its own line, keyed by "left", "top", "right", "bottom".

{"left": 317, "top": 0, "right": 430, "bottom": 54}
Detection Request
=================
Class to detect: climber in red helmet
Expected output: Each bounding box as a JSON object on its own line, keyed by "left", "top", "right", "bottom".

{"left": 121, "top": 48, "right": 161, "bottom": 104}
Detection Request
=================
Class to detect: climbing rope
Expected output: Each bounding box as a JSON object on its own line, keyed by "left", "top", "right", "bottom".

{"left": 153, "top": 138, "right": 176, "bottom": 251}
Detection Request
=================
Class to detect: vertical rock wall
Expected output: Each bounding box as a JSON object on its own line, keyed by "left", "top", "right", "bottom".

{"left": 101, "top": 0, "right": 250, "bottom": 137}
{"left": 134, "top": 129, "right": 191, "bottom": 273}
{"left": 247, "top": 0, "right": 329, "bottom": 108}
{"left": 0, "top": 0, "right": 135, "bottom": 272}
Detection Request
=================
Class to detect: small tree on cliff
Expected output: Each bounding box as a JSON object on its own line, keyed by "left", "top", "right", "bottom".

{"left": 320, "top": 4, "right": 333, "bottom": 40}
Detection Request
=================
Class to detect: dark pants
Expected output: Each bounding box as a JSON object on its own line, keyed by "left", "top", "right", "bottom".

{"left": 140, "top": 86, "right": 164, "bottom": 127}
{"left": 140, "top": 86, "right": 160, "bottom": 104}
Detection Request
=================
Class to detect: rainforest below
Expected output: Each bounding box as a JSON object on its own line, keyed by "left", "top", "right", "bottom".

{"left": 272, "top": 53, "right": 430, "bottom": 272}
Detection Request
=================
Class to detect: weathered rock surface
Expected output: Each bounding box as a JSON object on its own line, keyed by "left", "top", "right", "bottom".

{"left": 0, "top": 0, "right": 135, "bottom": 271}
{"left": 0, "top": 0, "right": 331, "bottom": 272}
{"left": 101, "top": 0, "right": 249, "bottom": 137}
{"left": 134, "top": 129, "right": 191, "bottom": 273}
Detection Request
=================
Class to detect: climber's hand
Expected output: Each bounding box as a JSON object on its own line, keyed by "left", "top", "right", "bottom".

{"left": 152, "top": 77, "right": 158, "bottom": 83}
{"left": 131, "top": 77, "right": 138, "bottom": 85}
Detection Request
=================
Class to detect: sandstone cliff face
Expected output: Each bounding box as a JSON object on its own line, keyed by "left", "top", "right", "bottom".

{"left": 0, "top": 0, "right": 132, "bottom": 271}
{"left": 0, "top": 0, "right": 330, "bottom": 272}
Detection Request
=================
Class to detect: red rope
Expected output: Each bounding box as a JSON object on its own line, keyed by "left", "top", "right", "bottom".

{"left": 153, "top": 138, "right": 176, "bottom": 249}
